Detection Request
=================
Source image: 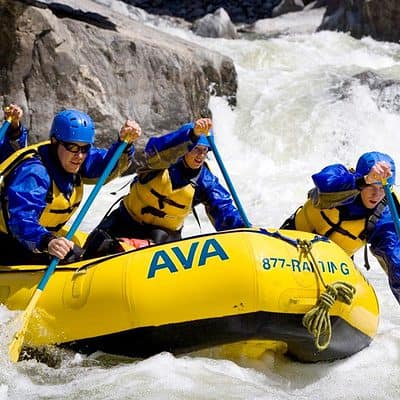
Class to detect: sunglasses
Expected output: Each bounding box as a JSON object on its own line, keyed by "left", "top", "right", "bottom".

{"left": 190, "top": 146, "right": 209, "bottom": 156}
{"left": 60, "top": 141, "right": 91, "bottom": 154}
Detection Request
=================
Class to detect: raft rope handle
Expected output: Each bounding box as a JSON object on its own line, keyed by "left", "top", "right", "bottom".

{"left": 297, "top": 239, "right": 356, "bottom": 351}
{"left": 259, "top": 228, "right": 330, "bottom": 247}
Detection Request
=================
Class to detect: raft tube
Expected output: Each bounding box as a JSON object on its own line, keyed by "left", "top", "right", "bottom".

{"left": 0, "top": 228, "right": 379, "bottom": 362}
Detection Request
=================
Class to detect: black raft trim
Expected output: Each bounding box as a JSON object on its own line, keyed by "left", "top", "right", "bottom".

{"left": 62, "top": 311, "right": 372, "bottom": 363}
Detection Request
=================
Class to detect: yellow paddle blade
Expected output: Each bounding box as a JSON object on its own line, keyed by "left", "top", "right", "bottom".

{"left": 8, "top": 289, "right": 43, "bottom": 363}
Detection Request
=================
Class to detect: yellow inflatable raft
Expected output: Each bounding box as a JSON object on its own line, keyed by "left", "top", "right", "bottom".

{"left": 0, "top": 228, "right": 379, "bottom": 362}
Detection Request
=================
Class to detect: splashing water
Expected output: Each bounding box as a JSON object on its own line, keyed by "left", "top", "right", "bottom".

{"left": 2, "top": 8, "right": 400, "bottom": 400}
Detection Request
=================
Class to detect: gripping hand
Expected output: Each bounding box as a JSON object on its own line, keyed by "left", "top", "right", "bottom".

{"left": 365, "top": 161, "right": 392, "bottom": 185}
{"left": 194, "top": 118, "right": 212, "bottom": 136}
{"left": 119, "top": 119, "right": 142, "bottom": 144}
{"left": 4, "top": 104, "right": 23, "bottom": 128}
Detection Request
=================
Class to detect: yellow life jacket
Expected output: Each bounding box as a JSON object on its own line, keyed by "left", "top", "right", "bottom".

{"left": 123, "top": 169, "right": 195, "bottom": 231}
{"left": 37, "top": 180, "right": 83, "bottom": 234}
{"left": 294, "top": 199, "right": 367, "bottom": 256}
{"left": 0, "top": 141, "right": 83, "bottom": 235}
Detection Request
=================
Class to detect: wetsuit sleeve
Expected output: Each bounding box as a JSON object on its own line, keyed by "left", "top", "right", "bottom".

{"left": 18, "top": 124, "right": 29, "bottom": 146}
{"left": 6, "top": 160, "right": 54, "bottom": 252}
{"left": 195, "top": 168, "right": 246, "bottom": 231}
{"left": 309, "top": 164, "right": 361, "bottom": 208}
{"left": 80, "top": 141, "right": 133, "bottom": 184}
{"left": 0, "top": 124, "right": 29, "bottom": 163}
{"left": 369, "top": 208, "right": 400, "bottom": 305}
{"left": 136, "top": 123, "right": 197, "bottom": 172}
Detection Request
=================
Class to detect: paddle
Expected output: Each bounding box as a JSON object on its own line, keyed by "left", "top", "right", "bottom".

{"left": 8, "top": 139, "right": 129, "bottom": 362}
{"left": 382, "top": 178, "right": 400, "bottom": 238}
{"left": 206, "top": 132, "right": 251, "bottom": 228}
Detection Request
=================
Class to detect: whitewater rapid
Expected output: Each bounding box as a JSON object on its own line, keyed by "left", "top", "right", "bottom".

{"left": 1, "top": 7, "right": 400, "bottom": 400}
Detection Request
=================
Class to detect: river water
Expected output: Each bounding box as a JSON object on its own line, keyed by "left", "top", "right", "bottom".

{"left": 1, "top": 8, "right": 400, "bottom": 400}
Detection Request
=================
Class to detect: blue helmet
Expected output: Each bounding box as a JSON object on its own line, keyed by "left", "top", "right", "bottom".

{"left": 188, "top": 135, "right": 211, "bottom": 151}
{"left": 356, "top": 151, "right": 396, "bottom": 185}
{"left": 50, "top": 109, "right": 95, "bottom": 144}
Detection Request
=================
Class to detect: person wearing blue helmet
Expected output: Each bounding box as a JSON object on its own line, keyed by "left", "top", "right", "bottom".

{"left": 0, "top": 104, "right": 29, "bottom": 163}
{"left": 84, "top": 118, "right": 246, "bottom": 253}
{"left": 281, "top": 151, "right": 400, "bottom": 305}
{"left": 0, "top": 109, "right": 141, "bottom": 265}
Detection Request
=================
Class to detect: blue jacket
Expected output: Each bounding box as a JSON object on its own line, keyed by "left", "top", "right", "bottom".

{"left": 0, "top": 124, "right": 28, "bottom": 163}
{"left": 4, "top": 141, "right": 133, "bottom": 252}
{"left": 312, "top": 163, "right": 400, "bottom": 304}
{"left": 136, "top": 122, "right": 245, "bottom": 231}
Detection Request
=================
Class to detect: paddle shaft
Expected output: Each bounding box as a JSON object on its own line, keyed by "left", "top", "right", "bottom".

{"left": 206, "top": 134, "right": 251, "bottom": 228}
{"left": 383, "top": 180, "right": 400, "bottom": 238}
{"left": 9, "top": 140, "right": 128, "bottom": 361}
{"left": 0, "top": 119, "right": 11, "bottom": 142}
{"left": 37, "top": 141, "right": 128, "bottom": 290}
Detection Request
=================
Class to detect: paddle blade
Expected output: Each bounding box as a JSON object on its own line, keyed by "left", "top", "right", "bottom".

{"left": 8, "top": 289, "right": 42, "bottom": 362}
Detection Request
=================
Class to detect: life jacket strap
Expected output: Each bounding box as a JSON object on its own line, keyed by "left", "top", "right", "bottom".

{"left": 320, "top": 211, "right": 358, "bottom": 240}
{"left": 141, "top": 205, "right": 167, "bottom": 218}
{"left": 150, "top": 188, "right": 186, "bottom": 210}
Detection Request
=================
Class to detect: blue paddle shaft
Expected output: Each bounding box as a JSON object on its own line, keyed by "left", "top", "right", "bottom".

{"left": 0, "top": 120, "right": 11, "bottom": 142}
{"left": 383, "top": 183, "right": 400, "bottom": 238}
{"left": 37, "top": 141, "right": 128, "bottom": 290}
{"left": 206, "top": 134, "right": 251, "bottom": 228}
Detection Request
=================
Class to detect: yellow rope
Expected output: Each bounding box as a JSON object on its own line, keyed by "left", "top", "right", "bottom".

{"left": 297, "top": 239, "right": 356, "bottom": 351}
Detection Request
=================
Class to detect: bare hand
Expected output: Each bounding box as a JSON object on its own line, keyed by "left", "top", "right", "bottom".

{"left": 194, "top": 118, "right": 212, "bottom": 136}
{"left": 48, "top": 237, "right": 74, "bottom": 259}
{"left": 4, "top": 104, "right": 23, "bottom": 129}
{"left": 365, "top": 161, "right": 392, "bottom": 184}
{"left": 119, "top": 119, "right": 141, "bottom": 144}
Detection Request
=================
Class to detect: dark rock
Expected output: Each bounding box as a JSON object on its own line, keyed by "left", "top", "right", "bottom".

{"left": 318, "top": 0, "right": 400, "bottom": 43}
{"left": 17, "top": 0, "right": 118, "bottom": 30}
{"left": 122, "top": 0, "right": 275, "bottom": 23}
{"left": 304, "top": 0, "right": 328, "bottom": 10}
{"left": 272, "top": 0, "right": 305, "bottom": 18}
